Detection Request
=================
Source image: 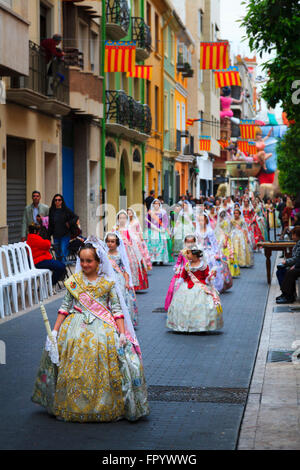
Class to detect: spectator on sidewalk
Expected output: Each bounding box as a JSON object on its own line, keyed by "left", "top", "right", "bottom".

{"left": 48, "top": 194, "right": 78, "bottom": 263}
{"left": 145, "top": 190, "right": 155, "bottom": 211}
{"left": 276, "top": 226, "right": 300, "bottom": 304}
{"left": 21, "top": 191, "right": 49, "bottom": 241}
{"left": 26, "top": 223, "right": 66, "bottom": 291}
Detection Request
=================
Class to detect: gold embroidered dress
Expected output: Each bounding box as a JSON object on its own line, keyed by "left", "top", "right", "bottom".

{"left": 31, "top": 272, "right": 149, "bottom": 422}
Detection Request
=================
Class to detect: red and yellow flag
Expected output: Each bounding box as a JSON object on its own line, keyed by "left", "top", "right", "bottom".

{"left": 214, "top": 66, "right": 241, "bottom": 88}
{"left": 105, "top": 41, "right": 136, "bottom": 73}
{"left": 127, "top": 65, "right": 153, "bottom": 80}
{"left": 186, "top": 118, "right": 198, "bottom": 127}
{"left": 200, "top": 42, "right": 229, "bottom": 70}
{"left": 237, "top": 140, "right": 257, "bottom": 154}
{"left": 199, "top": 137, "right": 211, "bottom": 152}
{"left": 239, "top": 120, "right": 256, "bottom": 139}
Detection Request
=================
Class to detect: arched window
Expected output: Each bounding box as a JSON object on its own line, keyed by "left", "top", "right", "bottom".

{"left": 133, "top": 148, "right": 141, "bottom": 162}
{"left": 105, "top": 141, "right": 116, "bottom": 158}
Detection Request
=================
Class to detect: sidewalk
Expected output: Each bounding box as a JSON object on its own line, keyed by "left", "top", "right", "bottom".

{"left": 238, "top": 253, "right": 300, "bottom": 450}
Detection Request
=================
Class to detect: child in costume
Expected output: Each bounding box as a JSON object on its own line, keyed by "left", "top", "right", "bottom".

{"left": 166, "top": 245, "right": 223, "bottom": 333}
{"left": 31, "top": 237, "right": 149, "bottom": 422}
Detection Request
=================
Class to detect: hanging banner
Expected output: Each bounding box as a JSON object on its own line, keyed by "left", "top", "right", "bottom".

{"left": 239, "top": 120, "right": 256, "bottom": 139}
{"left": 237, "top": 140, "right": 257, "bottom": 154}
{"left": 127, "top": 65, "right": 153, "bottom": 80}
{"left": 186, "top": 118, "right": 198, "bottom": 127}
{"left": 105, "top": 41, "right": 136, "bottom": 73}
{"left": 200, "top": 41, "right": 229, "bottom": 70}
{"left": 214, "top": 66, "right": 241, "bottom": 88}
{"left": 199, "top": 136, "right": 211, "bottom": 152}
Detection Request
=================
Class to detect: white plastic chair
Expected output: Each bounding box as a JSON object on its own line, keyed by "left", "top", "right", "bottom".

{"left": 14, "top": 243, "right": 41, "bottom": 304}
{"left": 0, "top": 248, "right": 14, "bottom": 318}
{"left": 0, "top": 246, "right": 20, "bottom": 314}
{"left": 2, "top": 244, "right": 33, "bottom": 310}
{"left": 19, "top": 242, "right": 53, "bottom": 299}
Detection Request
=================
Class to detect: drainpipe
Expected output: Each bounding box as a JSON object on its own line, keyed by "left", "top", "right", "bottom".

{"left": 101, "top": 0, "right": 106, "bottom": 233}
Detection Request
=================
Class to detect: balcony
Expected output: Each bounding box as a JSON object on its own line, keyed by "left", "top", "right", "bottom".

{"left": 63, "top": 48, "right": 84, "bottom": 69}
{"left": 68, "top": 64, "right": 103, "bottom": 119}
{"left": 7, "top": 41, "right": 70, "bottom": 116}
{"left": 106, "top": 0, "right": 130, "bottom": 40}
{"left": 106, "top": 90, "right": 152, "bottom": 142}
{"left": 131, "top": 17, "right": 151, "bottom": 61}
{"left": 177, "top": 43, "right": 194, "bottom": 78}
{"left": 226, "top": 161, "right": 261, "bottom": 178}
{"left": 0, "top": 3, "right": 29, "bottom": 76}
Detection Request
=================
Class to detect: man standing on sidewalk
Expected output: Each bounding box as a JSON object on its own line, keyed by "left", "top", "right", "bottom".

{"left": 276, "top": 226, "right": 300, "bottom": 304}
{"left": 21, "top": 191, "right": 49, "bottom": 241}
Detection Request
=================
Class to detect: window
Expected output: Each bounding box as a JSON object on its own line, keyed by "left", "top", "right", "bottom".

{"left": 170, "top": 32, "right": 175, "bottom": 64}
{"left": 40, "top": 1, "right": 52, "bottom": 43}
{"left": 78, "top": 21, "right": 89, "bottom": 70}
{"left": 133, "top": 149, "right": 141, "bottom": 162}
{"left": 164, "top": 93, "right": 169, "bottom": 131}
{"left": 198, "top": 111, "right": 204, "bottom": 137}
{"left": 198, "top": 9, "right": 203, "bottom": 36}
{"left": 105, "top": 141, "right": 116, "bottom": 158}
{"left": 164, "top": 26, "right": 168, "bottom": 58}
{"left": 147, "top": 2, "right": 151, "bottom": 29}
{"left": 134, "top": 78, "right": 139, "bottom": 100}
{"left": 198, "top": 62, "right": 203, "bottom": 88}
{"left": 155, "top": 86, "right": 159, "bottom": 130}
{"left": 155, "top": 13, "right": 159, "bottom": 53}
{"left": 146, "top": 80, "right": 151, "bottom": 106}
{"left": 90, "top": 31, "right": 99, "bottom": 73}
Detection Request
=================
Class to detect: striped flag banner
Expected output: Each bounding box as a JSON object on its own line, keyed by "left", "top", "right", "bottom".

{"left": 217, "top": 139, "right": 229, "bottom": 149}
{"left": 237, "top": 140, "right": 257, "bottom": 154}
{"left": 199, "top": 136, "right": 211, "bottom": 151}
{"left": 200, "top": 41, "right": 229, "bottom": 70}
{"left": 186, "top": 118, "right": 198, "bottom": 127}
{"left": 127, "top": 65, "right": 153, "bottom": 80}
{"left": 239, "top": 120, "right": 256, "bottom": 139}
{"left": 214, "top": 66, "right": 241, "bottom": 88}
{"left": 105, "top": 41, "right": 136, "bottom": 73}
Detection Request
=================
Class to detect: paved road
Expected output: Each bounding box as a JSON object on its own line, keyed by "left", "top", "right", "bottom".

{"left": 0, "top": 252, "right": 270, "bottom": 450}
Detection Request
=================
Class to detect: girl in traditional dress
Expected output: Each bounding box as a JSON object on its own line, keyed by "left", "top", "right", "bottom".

{"left": 105, "top": 231, "right": 138, "bottom": 328}
{"left": 114, "top": 210, "right": 148, "bottom": 291}
{"left": 173, "top": 201, "right": 195, "bottom": 254}
{"left": 166, "top": 245, "right": 223, "bottom": 333}
{"left": 242, "top": 198, "right": 263, "bottom": 250}
{"left": 230, "top": 209, "right": 254, "bottom": 267}
{"left": 195, "top": 211, "right": 232, "bottom": 292}
{"left": 215, "top": 209, "right": 240, "bottom": 278}
{"left": 164, "top": 233, "right": 197, "bottom": 312}
{"left": 208, "top": 205, "right": 218, "bottom": 230}
{"left": 127, "top": 208, "right": 152, "bottom": 272}
{"left": 31, "top": 237, "right": 149, "bottom": 422}
{"left": 145, "top": 199, "right": 172, "bottom": 265}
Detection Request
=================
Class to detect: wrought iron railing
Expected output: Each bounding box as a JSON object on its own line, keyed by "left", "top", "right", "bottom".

{"left": 63, "top": 48, "right": 84, "bottom": 69}
{"left": 10, "top": 41, "right": 69, "bottom": 104}
{"left": 131, "top": 17, "right": 151, "bottom": 52}
{"left": 106, "top": 90, "right": 152, "bottom": 135}
{"left": 106, "top": 0, "right": 130, "bottom": 34}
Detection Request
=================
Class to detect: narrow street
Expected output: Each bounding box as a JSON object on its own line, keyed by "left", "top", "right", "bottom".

{"left": 0, "top": 251, "right": 270, "bottom": 450}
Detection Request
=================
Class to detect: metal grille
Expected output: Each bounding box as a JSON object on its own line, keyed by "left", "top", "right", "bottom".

{"left": 131, "top": 17, "right": 151, "bottom": 52}
{"left": 106, "top": 0, "right": 130, "bottom": 33}
{"left": 148, "top": 386, "right": 248, "bottom": 405}
{"left": 267, "top": 350, "right": 294, "bottom": 363}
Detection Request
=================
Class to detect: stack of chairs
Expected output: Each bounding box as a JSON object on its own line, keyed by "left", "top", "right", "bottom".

{"left": 0, "top": 242, "right": 53, "bottom": 319}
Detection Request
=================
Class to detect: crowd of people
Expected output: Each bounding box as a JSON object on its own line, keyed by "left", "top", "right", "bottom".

{"left": 27, "top": 187, "right": 300, "bottom": 424}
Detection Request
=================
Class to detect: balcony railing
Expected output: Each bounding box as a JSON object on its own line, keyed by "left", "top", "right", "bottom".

{"left": 10, "top": 41, "right": 69, "bottom": 105}
{"left": 63, "top": 48, "right": 84, "bottom": 69}
{"left": 177, "top": 43, "right": 194, "bottom": 77}
{"left": 131, "top": 17, "right": 151, "bottom": 57}
{"left": 106, "top": 90, "right": 152, "bottom": 135}
{"left": 106, "top": 0, "right": 130, "bottom": 38}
